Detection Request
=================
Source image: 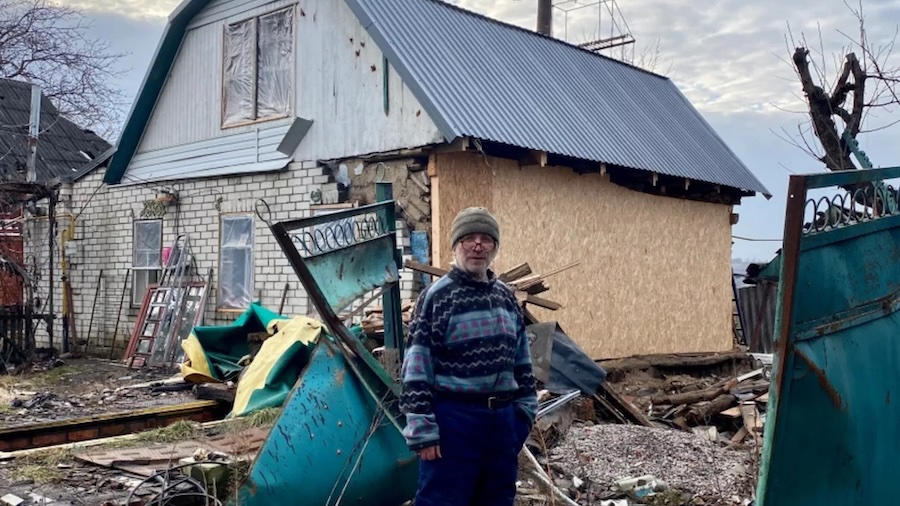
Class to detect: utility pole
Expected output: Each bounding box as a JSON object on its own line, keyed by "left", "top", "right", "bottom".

{"left": 26, "top": 83, "right": 40, "bottom": 183}
{"left": 537, "top": 0, "right": 553, "bottom": 36}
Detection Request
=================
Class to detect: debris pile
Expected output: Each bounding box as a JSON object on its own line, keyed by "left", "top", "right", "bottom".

{"left": 545, "top": 424, "right": 756, "bottom": 504}
{"left": 359, "top": 300, "right": 414, "bottom": 335}
{"left": 647, "top": 368, "right": 770, "bottom": 445}
{"left": 0, "top": 361, "right": 193, "bottom": 426}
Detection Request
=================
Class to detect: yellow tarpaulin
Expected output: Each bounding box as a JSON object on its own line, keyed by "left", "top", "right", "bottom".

{"left": 230, "top": 315, "right": 323, "bottom": 417}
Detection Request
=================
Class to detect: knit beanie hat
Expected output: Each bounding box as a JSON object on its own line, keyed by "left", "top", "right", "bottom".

{"left": 450, "top": 207, "right": 500, "bottom": 247}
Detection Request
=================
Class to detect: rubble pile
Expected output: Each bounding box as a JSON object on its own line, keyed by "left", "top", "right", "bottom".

{"left": 546, "top": 424, "right": 755, "bottom": 504}
{"left": 0, "top": 361, "right": 194, "bottom": 426}
{"left": 645, "top": 367, "right": 770, "bottom": 445}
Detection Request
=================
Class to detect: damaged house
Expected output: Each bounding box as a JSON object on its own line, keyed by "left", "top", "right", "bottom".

{"left": 42, "top": 0, "right": 768, "bottom": 361}
{"left": 0, "top": 77, "right": 112, "bottom": 356}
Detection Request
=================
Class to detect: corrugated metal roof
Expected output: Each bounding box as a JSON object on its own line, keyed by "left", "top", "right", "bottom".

{"left": 0, "top": 78, "right": 112, "bottom": 183}
{"left": 346, "top": 0, "right": 770, "bottom": 196}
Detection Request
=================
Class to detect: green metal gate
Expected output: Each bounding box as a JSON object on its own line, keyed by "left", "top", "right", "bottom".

{"left": 757, "top": 166, "right": 900, "bottom": 505}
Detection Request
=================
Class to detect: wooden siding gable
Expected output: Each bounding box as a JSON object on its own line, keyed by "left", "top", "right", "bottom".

{"left": 114, "top": 0, "right": 443, "bottom": 185}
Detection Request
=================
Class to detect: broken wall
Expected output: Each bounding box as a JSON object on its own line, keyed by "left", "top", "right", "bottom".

{"left": 431, "top": 151, "right": 733, "bottom": 359}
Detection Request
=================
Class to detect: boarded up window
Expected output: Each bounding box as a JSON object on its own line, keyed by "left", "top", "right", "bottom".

{"left": 223, "top": 7, "right": 293, "bottom": 127}
{"left": 218, "top": 215, "right": 254, "bottom": 310}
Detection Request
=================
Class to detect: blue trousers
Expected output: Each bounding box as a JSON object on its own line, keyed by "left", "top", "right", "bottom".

{"left": 414, "top": 399, "right": 531, "bottom": 506}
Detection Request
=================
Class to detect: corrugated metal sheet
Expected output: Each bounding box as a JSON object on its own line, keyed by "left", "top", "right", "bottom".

{"left": 737, "top": 281, "right": 778, "bottom": 353}
{"left": 125, "top": 123, "right": 292, "bottom": 183}
{"left": 346, "top": 0, "right": 770, "bottom": 195}
{"left": 0, "top": 78, "right": 112, "bottom": 183}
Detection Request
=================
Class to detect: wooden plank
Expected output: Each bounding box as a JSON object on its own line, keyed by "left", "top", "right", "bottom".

{"left": 526, "top": 281, "right": 550, "bottom": 295}
{"left": 538, "top": 260, "right": 581, "bottom": 280}
{"left": 590, "top": 392, "right": 629, "bottom": 425}
{"left": 524, "top": 294, "right": 562, "bottom": 311}
{"left": 731, "top": 426, "right": 749, "bottom": 443}
{"left": 650, "top": 378, "right": 737, "bottom": 406}
{"left": 720, "top": 406, "right": 743, "bottom": 418}
{"left": 405, "top": 260, "right": 446, "bottom": 278}
{"left": 498, "top": 262, "right": 531, "bottom": 283}
{"left": 510, "top": 274, "right": 542, "bottom": 288}
{"left": 597, "top": 382, "right": 654, "bottom": 428}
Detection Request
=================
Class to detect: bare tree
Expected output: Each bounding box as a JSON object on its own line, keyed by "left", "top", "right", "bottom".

{"left": 781, "top": 0, "right": 900, "bottom": 172}
{"left": 632, "top": 37, "right": 673, "bottom": 76}
{"left": 0, "top": 0, "right": 126, "bottom": 137}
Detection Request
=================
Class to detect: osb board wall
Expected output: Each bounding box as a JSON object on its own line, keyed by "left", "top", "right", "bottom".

{"left": 431, "top": 152, "right": 733, "bottom": 359}
{"left": 432, "top": 152, "right": 497, "bottom": 268}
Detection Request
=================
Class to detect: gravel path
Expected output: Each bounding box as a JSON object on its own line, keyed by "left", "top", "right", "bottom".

{"left": 547, "top": 423, "right": 756, "bottom": 502}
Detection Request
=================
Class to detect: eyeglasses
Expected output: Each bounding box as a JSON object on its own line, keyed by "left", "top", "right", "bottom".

{"left": 460, "top": 236, "right": 496, "bottom": 251}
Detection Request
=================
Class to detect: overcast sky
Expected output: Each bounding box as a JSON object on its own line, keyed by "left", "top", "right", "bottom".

{"left": 61, "top": 0, "right": 900, "bottom": 262}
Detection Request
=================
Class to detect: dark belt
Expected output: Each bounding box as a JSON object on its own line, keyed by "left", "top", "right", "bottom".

{"left": 436, "top": 390, "right": 515, "bottom": 409}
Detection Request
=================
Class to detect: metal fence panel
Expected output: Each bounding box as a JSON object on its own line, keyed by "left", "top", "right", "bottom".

{"left": 757, "top": 166, "right": 900, "bottom": 505}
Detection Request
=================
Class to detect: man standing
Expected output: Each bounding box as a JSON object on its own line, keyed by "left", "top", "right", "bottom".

{"left": 400, "top": 207, "right": 538, "bottom": 505}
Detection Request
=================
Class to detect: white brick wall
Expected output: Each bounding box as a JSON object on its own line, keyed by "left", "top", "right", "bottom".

{"left": 24, "top": 162, "right": 334, "bottom": 356}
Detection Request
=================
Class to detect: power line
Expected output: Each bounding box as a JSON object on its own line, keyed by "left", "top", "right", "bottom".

{"left": 732, "top": 235, "right": 781, "bottom": 242}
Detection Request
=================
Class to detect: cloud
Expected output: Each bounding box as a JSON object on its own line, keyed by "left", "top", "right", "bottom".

{"left": 57, "top": 0, "right": 179, "bottom": 20}
{"left": 451, "top": 0, "right": 900, "bottom": 119}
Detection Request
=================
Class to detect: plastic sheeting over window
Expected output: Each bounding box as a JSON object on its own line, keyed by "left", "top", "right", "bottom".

{"left": 257, "top": 9, "right": 293, "bottom": 118}
{"left": 223, "top": 20, "right": 256, "bottom": 125}
{"left": 133, "top": 220, "right": 162, "bottom": 268}
{"left": 219, "top": 215, "right": 254, "bottom": 310}
{"left": 222, "top": 7, "right": 293, "bottom": 126}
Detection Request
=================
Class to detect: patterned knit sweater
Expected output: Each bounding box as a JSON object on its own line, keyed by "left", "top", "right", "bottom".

{"left": 399, "top": 266, "right": 538, "bottom": 450}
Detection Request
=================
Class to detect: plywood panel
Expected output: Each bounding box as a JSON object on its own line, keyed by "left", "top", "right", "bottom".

{"left": 432, "top": 152, "right": 497, "bottom": 268}
{"left": 432, "top": 152, "right": 733, "bottom": 359}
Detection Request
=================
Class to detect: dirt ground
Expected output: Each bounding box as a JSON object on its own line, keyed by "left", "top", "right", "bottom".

{"left": 0, "top": 358, "right": 193, "bottom": 427}
{"left": 0, "top": 353, "right": 763, "bottom": 505}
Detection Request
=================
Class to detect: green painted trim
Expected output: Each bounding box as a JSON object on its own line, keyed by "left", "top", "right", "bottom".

{"left": 383, "top": 55, "right": 390, "bottom": 114}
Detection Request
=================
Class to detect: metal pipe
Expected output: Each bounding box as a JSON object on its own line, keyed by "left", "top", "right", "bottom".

{"left": 48, "top": 192, "right": 55, "bottom": 352}
{"left": 537, "top": 0, "right": 553, "bottom": 36}
{"left": 26, "top": 84, "right": 40, "bottom": 183}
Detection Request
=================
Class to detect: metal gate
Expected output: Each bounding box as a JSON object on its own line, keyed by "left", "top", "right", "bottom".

{"left": 757, "top": 167, "right": 900, "bottom": 505}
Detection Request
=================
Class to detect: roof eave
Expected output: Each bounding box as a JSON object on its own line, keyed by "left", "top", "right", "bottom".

{"left": 104, "top": 0, "right": 214, "bottom": 185}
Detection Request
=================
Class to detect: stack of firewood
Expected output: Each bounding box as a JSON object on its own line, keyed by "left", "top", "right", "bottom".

{"left": 360, "top": 301, "right": 414, "bottom": 334}
{"left": 649, "top": 368, "right": 770, "bottom": 444}
{"left": 403, "top": 259, "right": 579, "bottom": 318}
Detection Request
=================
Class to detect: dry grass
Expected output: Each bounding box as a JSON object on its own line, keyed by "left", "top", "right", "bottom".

{"left": 0, "top": 365, "right": 76, "bottom": 390}
{"left": 212, "top": 408, "right": 282, "bottom": 435}
{"left": 10, "top": 447, "right": 76, "bottom": 484}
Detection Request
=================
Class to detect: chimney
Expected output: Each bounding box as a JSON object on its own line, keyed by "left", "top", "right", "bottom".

{"left": 537, "top": 0, "right": 552, "bottom": 36}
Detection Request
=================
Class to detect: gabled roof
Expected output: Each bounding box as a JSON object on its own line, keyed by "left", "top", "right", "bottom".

{"left": 106, "top": 0, "right": 769, "bottom": 197}
{"left": 346, "top": 0, "right": 769, "bottom": 196}
{"left": 0, "top": 78, "right": 112, "bottom": 183}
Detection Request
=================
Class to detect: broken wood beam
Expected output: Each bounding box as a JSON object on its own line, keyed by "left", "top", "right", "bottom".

{"left": 405, "top": 260, "right": 563, "bottom": 310}
{"left": 194, "top": 383, "right": 237, "bottom": 403}
{"left": 596, "top": 382, "right": 654, "bottom": 428}
{"left": 686, "top": 393, "right": 738, "bottom": 426}
{"left": 499, "top": 262, "right": 532, "bottom": 282}
{"left": 599, "top": 351, "right": 751, "bottom": 374}
{"left": 650, "top": 378, "right": 738, "bottom": 406}
{"left": 404, "top": 260, "right": 446, "bottom": 278}
{"left": 524, "top": 294, "right": 561, "bottom": 311}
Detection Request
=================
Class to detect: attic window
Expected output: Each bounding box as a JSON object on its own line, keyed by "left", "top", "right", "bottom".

{"left": 222, "top": 7, "right": 294, "bottom": 127}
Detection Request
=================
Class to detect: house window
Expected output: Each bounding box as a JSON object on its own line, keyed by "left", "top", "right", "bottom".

{"left": 132, "top": 220, "right": 163, "bottom": 307}
{"left": 222, "top": 7, "right": 294, "bottom": 127}
{"left": 218, "top": 214, "right": 254, "bottom": 310}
